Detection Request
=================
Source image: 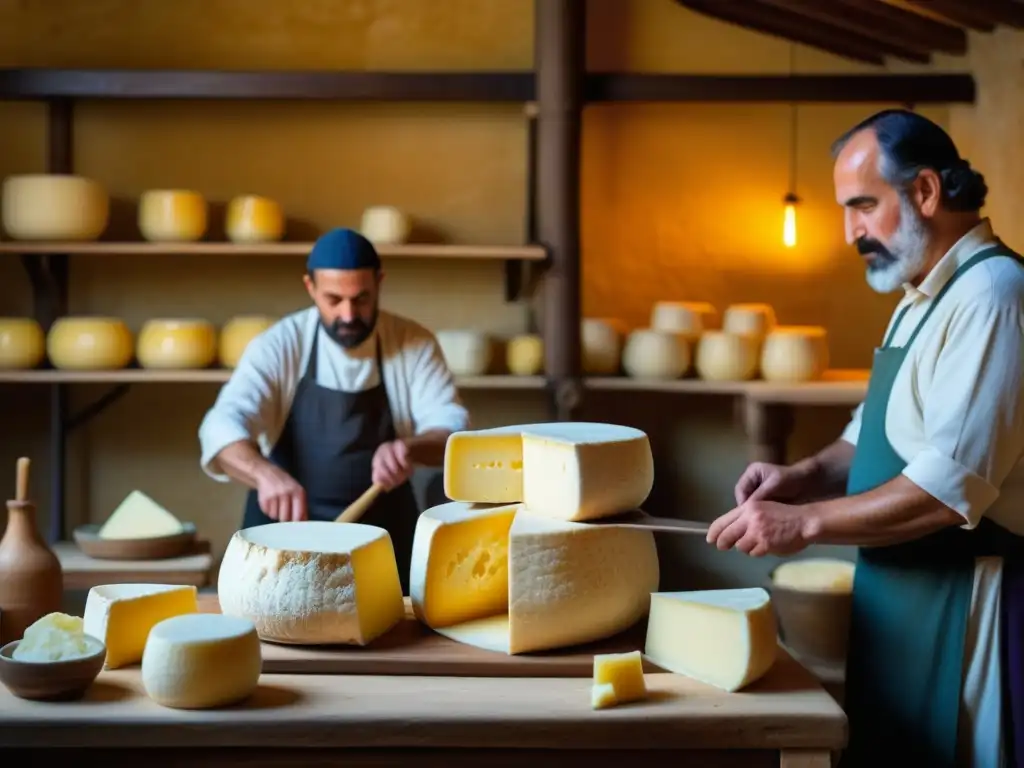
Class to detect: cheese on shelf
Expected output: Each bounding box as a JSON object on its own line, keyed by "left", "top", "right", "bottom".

{"left": 12, "top": 612, "right": 97, "bottom": 662}
{"left": 413, "top": 503, "right": 660, "bottom": 654}
{"left": 694, "top": 331, "right": 760, "bottom": 382}
{"left": 137, "top": 318, "right": 218, "bottom": 370}
{"left": 46, "top": 316, "right": 134, "bottom": 371}
{"left": 97, "top": 490, "right": 186, "bottom": 540}
{"left": 138, "top": 189, "right": 208, "bottom": 242}
{"left": 593, "top": 650, "right": 647, "bottom": 706}
{"left": 644, "top": 588, "right": 778, "bottom": 692}
{"left": 219, "top": 315, "right": 276, "bottom": 369}
{"left": 772, "top": 558, "right": 855, "bottom": 593}
{"left": 360, "top": 205, "right": 411, "bottom": 244}
{"left": 722, "top": 303, "right": 777, "bottom": 338}
{"left": 621, "top": 329, "right": 690, "bottom": 380}
{"left": 650, "top": 301, "right": 717, "bottom": 341}
{"left": 444, "top": 422, "right": 654, "bottom": 522}
{"left": 83, "top": 584, "right": 199, "bottom": 669}
{"left": 591, "top": 681, "right": 618, "bottom": 709}
{"left": 0, "top": 317, "right": 46, "bottom": 370}
{"left": 2, "top": 174, "right": 109, "bottom": 241}
{"left": 435, "top": 329, "right": 492, "bottom": 376}
{"left": 581, "top": 318, "right": 625, "bottom": 374}
{"left": 225, "top": 194, "right": 284, "bottom": 244}
{"left": 506, "top": 334, "right": 543, "bottom": 376}
{"left": 759, "top": 326, "right": 829, "bottom": 383}
{"left": 141, "top": 613, "right": 262, "bottom": 709}
{"left": 217, "top": 521, "right": 404, "bottom": 645}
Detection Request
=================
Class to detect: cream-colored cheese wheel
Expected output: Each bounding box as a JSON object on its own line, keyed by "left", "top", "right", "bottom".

{"left": 219, "top": 315, "right": 276, "bottom": 368}
{"left": 435, "top": 329, "right": 491, "bottom": 376}
{"left": 47, "top": 317, "right": 134, "bottom": 370}
{"left": 506, "top": 334, "right": 543, "bottom": 376}
{"left": 582, "top": 318, "right": 625, "bottom": 375}
{"left": 650, "top": 301, "right": 717, "bottom": 341}
{"left": 772, "top": 558, "right": 855, "bottom": 593}
{"left": 760, "top": 325, "right": 829, "bottom": 383}
{"left": 360, "top": 206, "right": 411, "bottom": 245}
{"left": 138, "top": 190, "right": 208, "bottom": 242}
{"left": 137, "top": 319, "right": 217, "bottom": 370}
{"left": 695, "top": 331, "right": 760, "bottom": 381}
{"left": 621, "top": 329, "right": 690, "bottom": 380}
{"left": 0, "top": 318, "right": 46, "bottom": 370}
{"left": 2, "top": 174, "right": 109, "bottom": 241}
{"left": 225, "top": 195, "right": 284, "bottom": 244}
{"left": 723, "top": 303, "right": 777, "bottom": 338}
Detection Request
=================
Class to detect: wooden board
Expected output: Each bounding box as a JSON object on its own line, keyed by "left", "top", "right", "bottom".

{"left": 55, "top": 541, "right": 214, "bottom": 590}
{"left": 196, "top": 594, "right": 660, "bottom": 677}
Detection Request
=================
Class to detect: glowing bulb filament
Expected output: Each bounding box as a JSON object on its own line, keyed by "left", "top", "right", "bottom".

{"left": 782, "top": 201, "right": 797, "bottom": 248}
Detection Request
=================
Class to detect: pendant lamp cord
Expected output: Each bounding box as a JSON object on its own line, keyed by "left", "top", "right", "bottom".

{"left": 787, "top": 44, "right": 799, "bottom": 203}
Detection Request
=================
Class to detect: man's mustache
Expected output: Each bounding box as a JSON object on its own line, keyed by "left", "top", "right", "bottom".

{"left": 331, "top": 319, "right": 368, "bottom": 333}
{"left": 856, "top": 237, "right": 896, "bottom": 265}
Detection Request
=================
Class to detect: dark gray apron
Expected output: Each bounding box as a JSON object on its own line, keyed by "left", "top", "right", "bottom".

{"left": 241, "top": 327, "right": 419, "bottom": 594}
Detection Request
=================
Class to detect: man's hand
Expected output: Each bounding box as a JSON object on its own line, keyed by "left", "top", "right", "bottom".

{"left": 255, "top": 465, "right": 307, "bottom": 522}
{"left": 734, "top": 460, "right": 818, "bottom": 505}
{"left": 372, "top": 439, "right": 414, "bottom": 490}
{"left": 706, "top": 499, "right": 817, "bottom": 557}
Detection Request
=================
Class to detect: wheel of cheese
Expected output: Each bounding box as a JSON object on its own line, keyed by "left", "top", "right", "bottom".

{"left": 219, "top": 315, "right": 276, "bottom": 368}
{"left": 137, "top": 319, "right": 217, "bottom": 370}
{"left": 435, "top": 329, "right": 492, "bottom": 376}
{"left": 141, "top": 613, "right": 262, "bottom": 710}
{"left": 218, "top": 521, "right": 405, "bottom": 646}
{"left": 694, "top": 331, "right": 760, "bottom": 381}
{"left": 138, "top": 189, "right": 208, "bottom": 242}
{"left": 360, "top": 206, "right": 410, "bottom": 245}
{"left": 581, "top": 318, "right": 625, "bottom": 375}
{"left": 650, "top": 301, "right": 717, "bottom": 341}
{"left": 722, "top": 303, "right": 777, "bottom": 338}
{"left": 225, "top": 195, "right": 284, "bottom": 244}
{"left": 0, "top": 318, "right": 45, "bottom": 370}
{"left": 621, "top": 329, "right": 690, "bottom": 380}
{"left": 47, "top": 317, "right": 134, "bottom": 370}
{"left": 760, "top": 326, "right": 829, "bottom": 383}
{"left": 2, "top": 174, "right": 109, "bottom": 241}
{"left": 772, "top": 558, "right": 855, "bottom": 593}
{"left": 506, "top": 334, "right": 543, "bottom": 375}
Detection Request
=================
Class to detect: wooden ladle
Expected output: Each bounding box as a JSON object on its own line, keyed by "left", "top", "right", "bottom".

{"left": 334, "top": 483, "right": 385, "bottom": 524}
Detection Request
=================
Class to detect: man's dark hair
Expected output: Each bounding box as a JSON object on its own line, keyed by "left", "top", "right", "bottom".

{"left": 831, "top": 108, "right": 987, "bottom": 212}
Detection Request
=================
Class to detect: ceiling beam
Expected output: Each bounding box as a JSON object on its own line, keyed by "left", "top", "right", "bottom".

{"left": 675, "top": 0, "right": 886, "bottom": 64}
{"left": 904, "top": 0, "right": 999, "bottom": 32}
{"left": 959, "top": 0, "right": 1024, "bottom": 28}
{"left": 751, "top": 0, "right": 932, "bottom": 61}
{"left": 824, "top": 0, "right": 968, "bottom": 54}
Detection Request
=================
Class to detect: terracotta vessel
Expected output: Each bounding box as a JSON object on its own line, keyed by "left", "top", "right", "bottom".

{"left": 0, "top": 458, "right": 63, "bottom": 646}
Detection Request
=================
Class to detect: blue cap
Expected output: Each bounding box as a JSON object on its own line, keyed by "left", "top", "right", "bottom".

{"left": 306, "top": 228, "right": 381, "bottom": 272}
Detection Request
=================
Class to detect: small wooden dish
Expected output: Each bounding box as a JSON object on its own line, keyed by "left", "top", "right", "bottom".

{"left": 0, "top": 637, "right": 106, "bottom": 701}
{"left": 73, "top": 522, "right": 197, "bottom": 560}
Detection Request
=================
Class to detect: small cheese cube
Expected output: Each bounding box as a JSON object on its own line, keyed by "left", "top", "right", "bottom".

{"left": 591, "top": 682, "right": 618, "bottom": 710}
{"left": 593, "top": 650, "right": 647, "bottom": 704}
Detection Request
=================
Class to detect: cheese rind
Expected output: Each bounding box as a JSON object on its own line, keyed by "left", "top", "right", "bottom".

{"left": 772, "top": 558, "right": 854, "bottom": 593}
{"left": 644, "top": 588, "right": 778, "bottom": 692}
{"left": 98, "top": 490, "right": 185, "bottom": 540}
{"left": 593, "top": 650, "right": 647, "bottom": 704}
{"left": 83, "top": 583, "right": 199, "bottom": 669}
{"left": 217, "top": 521, "right": 405, "bottom": 646}
{"left": 141, "top": 613, "right": 262, "bottom": 709}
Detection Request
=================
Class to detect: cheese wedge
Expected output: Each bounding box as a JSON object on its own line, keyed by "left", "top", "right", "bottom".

{"left": 217, "top": 521, "right": 405, "bottom": 645}
{"left": 97, "top": 490, "right": 185, "bottom": 540}
{"left": 83, "top": 583, "right": 199, "bottom": 669}
{"left": 142, "top": 613, "right": 262, "bottom": 709}
{"left": 593, "top": 650, "right": 647, "bottom": 706}
{"left": 443, "top": 422, "right": 654, "bottom": 522}
{"left": 644, "top": 588, "right": 778, "bottom": 692}
{"left": 412, "top": 502, "right": 659, "bottom": 654}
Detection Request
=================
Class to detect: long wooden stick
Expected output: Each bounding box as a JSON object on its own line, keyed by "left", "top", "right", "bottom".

{"left": 15, "top": 457, "right": 30, "bottom": 502}
{"left": 335, "top": 483, "right": 384, "bottom": 523}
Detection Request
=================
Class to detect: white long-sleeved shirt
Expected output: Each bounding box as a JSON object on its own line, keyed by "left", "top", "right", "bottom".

{"left": 839, "top": 218, "right": 1024, "bottom": 768}
{"left": 198, "top": 307, "right": 471, "bottom": 481}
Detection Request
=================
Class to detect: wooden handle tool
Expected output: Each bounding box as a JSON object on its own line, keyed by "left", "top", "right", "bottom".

{"left": 13, "top": 457, "right": 31, "bottom": 504}
{"left": 335, "top": 483, "right": 384, "bottom": 523}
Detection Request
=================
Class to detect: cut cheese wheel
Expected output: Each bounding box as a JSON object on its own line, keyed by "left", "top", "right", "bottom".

{"left": 506, "top": 334, "right": 543, "bottom": 375}
{"left": 142, "top": 613, "right": 261, "bottom": 709}
{"left": 217, "top": 521, "right": 405, "bottom": 645}
{"left": 722, "top": 303, "right": 777, "bottom": 338}
{"left": 83, "top": 583, "right": 199, "bottom": 669}
{"left": 622, "top": 329, "right": 690, "bottom": 380}
{"left": 225, "top": 195, "right": 284, "bottom": 244}
{"left": 644, "top": 588, "right": 778, "bottom": 692}
{"left": 415, "top": 503, "right": 659, "bottom": 654}
{"left": 443, "top": 422, "right": 654, "bottom": 521}
{"left": 47, "top": 317, "right": 134, "bottom": 370}
{"left": 138, "top": 189, "right": 208, "bottom": 242}
{"left": 772, "top": 558, "right": 855, "bottom": 593}
{"left": 98, "top": 490, "right": 185, "bottom": 540}
{"left": 0, "top": 317, "right": 45, "bottom": 370}
{"left": 2, "top": 174, "right": 109, "bottom": 241}
{"left": 137, "top": 318, "right": 217, "bottom": 370}
{"left": 581, "top": 318, "right": 624, "bottom": 374}
{"left": 593, "top": 649, "right": 647, "bottom": 705}
{"left": 435, "top": 329, "right": 492, "bottom": 376}
{"left": 650, "top": 301, "right": 717, "bottom": 341}
{"left": 219, "top": 315, "right": 276, "bottom": 368}
{"left": 360, "top": 206, "right": 411, "bottom": 245}
{"left": 760, "top": 326, "right": 829, "bottom": 383}
{"left": 694, "top": 331, "right": 760, "bottom": 381}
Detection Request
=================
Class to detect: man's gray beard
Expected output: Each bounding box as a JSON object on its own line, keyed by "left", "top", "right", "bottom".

{"left": 865, "top": 195, "right": 931, "bottom": 294}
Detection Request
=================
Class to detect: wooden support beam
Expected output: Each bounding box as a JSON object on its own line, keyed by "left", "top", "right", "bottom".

{"left": 831, "top": 0, "right": 968, "bottom": 54}
{"left": 903, "top": 0, "right": 1007, "bottom": 32}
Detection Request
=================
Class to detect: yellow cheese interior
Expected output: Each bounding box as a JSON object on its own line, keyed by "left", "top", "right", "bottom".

{"left": 591, "top": 681, "right": 618, "bottom": 710}
{"left": 351, "top": 534, "right": 407, "bottom": 643}
{"left": 644, "top": 588, "right": 778, "bottom": 693}
{"left": 772, "top": 558, "right": 855, "bottom": 593}
{"left": 593, "top": 649, "right": 647, "bottom": 704}
{"left": 444, "top": 431, "right": 524, "bottom": 503}
{"left": 98, "top": 490, "right": 185, "bottom": 540}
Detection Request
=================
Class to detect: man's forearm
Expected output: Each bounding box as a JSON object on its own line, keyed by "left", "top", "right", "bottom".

{"left": 792, "top": 439, "right": 857, "bottom": 501}
{"left": 402, "top": 429, "right": 452, "bottom": 467}
{"left": 214, "top": 440, "right": 278, "bottom": 489}
{"left": 804, "top": 474, "right": 964, "bottom": 547}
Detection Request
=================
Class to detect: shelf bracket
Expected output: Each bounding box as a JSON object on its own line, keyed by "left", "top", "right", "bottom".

{"left": 64, "top": 384, "right": 132, "bottom": 433}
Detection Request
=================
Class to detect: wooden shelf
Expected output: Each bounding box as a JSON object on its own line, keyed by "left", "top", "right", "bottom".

{"left": 53, "top": 541, "right": 214, "bottom": 591}
{"left": 586, "top": 376, "right": 751, "bottom": 395}
{"left": 0, "top": 241, "right": 547, "bottom": 261}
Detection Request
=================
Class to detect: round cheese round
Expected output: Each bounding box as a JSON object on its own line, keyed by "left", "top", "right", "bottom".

{"left": 760, "top": 325, "right": 829, "bottom": 383}
{"left": 722, "top": 303, "right": 777, "bottom": 338}
{"left": 1, "top": 174, "right": 109, "bottom": 241}
{"left": 581, "top": 318, "right": 625, "bottom": 374}
{"left": 435, "top": 329, "right": 492, "bottom": 376}
{"left": 219, "top": 315, "right": 276, "bottom": 368}
{"left": 695, "top": 331, "right": 760, "bottom": 381}
{"left": 47, "top": 317, "right": 134, "bottom": 370}
{"left": 621, "top": 329, "right": 690, "bottom": 380}
{"left": 138, "top": 189, "right": 208, "bottom": 242}
{"left": 360, "top": 206, "right": 411, "bottom": 245}
{"left": 141, "top": 613, "right": 262, "bottom": 709}
{"left": 0, "top": 318, "right": 46, "bottom": 370}
{"left": 218, "top": 521, "right": 405, "bottom": 646}
{"left": 772, "top": 558, "right": 855, "bottom": 593}
{"left": 137, "top": 319, "right": 218, "bottom": 369}
{"left": 225, "top": 195, "right": 284, "bottom": 244}
{"left": 506, "top": 334, "right": 543, "bottom": 375}
{"left": 650, "top": 301, "right": 717, "bottom": 341}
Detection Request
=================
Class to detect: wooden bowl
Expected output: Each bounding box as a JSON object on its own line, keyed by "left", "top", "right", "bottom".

{"left": 0, "top": 637, "right": 106, "bottom": 701}
{"left": 73, "top": 522, "right": 197, "bottom": 560}
{"left": 766, "top": 577, "right": 853, "bottom": 663}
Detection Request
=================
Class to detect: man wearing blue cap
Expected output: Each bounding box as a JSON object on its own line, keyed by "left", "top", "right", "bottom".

{"left": 198, "top": 228, "right": 470, "bottom": 591}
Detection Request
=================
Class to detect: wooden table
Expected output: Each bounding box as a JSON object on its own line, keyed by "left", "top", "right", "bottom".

{"left": 0, "top": 645, "right": 846, "bottom": 766}
{"left": 54, "top": 541, "right": 214, "bottom": 590}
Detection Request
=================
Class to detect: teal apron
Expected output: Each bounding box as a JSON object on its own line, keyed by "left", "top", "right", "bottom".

{"left": 841, "top": 244, "right": 1024, "bottom": 767}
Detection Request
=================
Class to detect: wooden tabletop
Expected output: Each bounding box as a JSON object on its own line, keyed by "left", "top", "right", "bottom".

{"left": 0, "top": 649, "right": 846, "bottom": 751}
{"left": 54, "top": 541, "right": 214, "bottom": 590}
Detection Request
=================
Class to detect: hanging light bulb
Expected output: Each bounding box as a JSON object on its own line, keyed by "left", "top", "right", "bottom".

{"left": 782, "top": 192, "right": 800, "bottom": 248}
